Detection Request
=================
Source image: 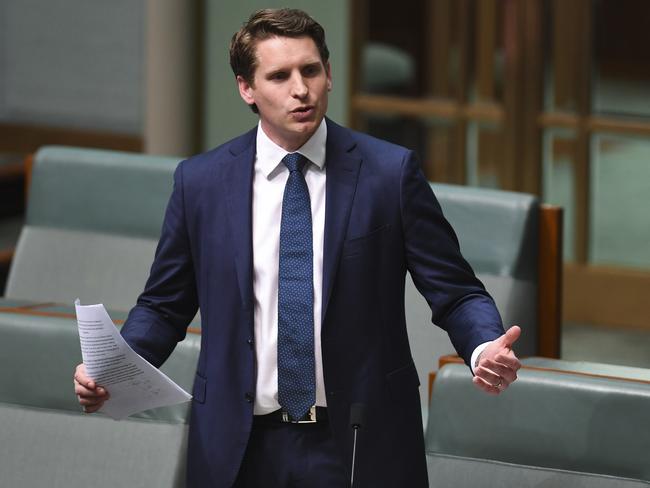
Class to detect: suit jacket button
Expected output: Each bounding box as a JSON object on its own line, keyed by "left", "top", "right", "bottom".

{"left": 247, "top": 338, "right": 254, "bottom": 347}
{"left": 245, "top": 392, "right": 254, "bottom": 403}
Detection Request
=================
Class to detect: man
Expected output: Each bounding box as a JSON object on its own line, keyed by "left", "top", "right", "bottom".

{"left": 74, "top": 8, "right": 521, "bottom": 488}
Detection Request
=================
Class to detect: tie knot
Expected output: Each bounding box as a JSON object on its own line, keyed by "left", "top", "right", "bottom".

{"left": 282, "top": 152, "right": 307, "bottom": 173}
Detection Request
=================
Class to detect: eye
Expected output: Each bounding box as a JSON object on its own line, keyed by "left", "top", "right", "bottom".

{"left": 268, "top": 71, "right": 288, "bottom": 81}
{"left": 303, "top": 64, "right": 322, "bottom": 77}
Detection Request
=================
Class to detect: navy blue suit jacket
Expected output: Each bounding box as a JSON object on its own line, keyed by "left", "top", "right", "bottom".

{"left": 121, "top": 119, "right": 504, "bottom": 487}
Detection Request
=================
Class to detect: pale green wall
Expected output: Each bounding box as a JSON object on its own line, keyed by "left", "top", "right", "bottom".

{"left": 203, "top": 0, "right": 349, "bottom": 150}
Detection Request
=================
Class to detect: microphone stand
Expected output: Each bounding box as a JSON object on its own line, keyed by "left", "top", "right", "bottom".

{"left": 349, "top": 403, "right": 366, "bottom": 488}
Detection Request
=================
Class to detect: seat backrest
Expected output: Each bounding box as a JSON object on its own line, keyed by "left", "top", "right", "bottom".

{"left": 426, "top": 363, "right": 650, "bottom": 485}
{"left": 4, "top": 146, "right": 179, "bottom": 310}
{"left": 405, "top": 183, "right": 541, "bottom": 415}
{"left": 0, "top": 310, "right": 199, "bottom": 488}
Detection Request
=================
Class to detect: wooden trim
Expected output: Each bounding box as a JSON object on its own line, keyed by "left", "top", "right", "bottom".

{"left": 0, "top": 123, "right": 143, "bottom": 154}
{"left": 352, "top": 94, "right": 505, "bottom": 123}
{"left": 0, "top": 249, "right": 14, "bottom": 265}
{"left": 428, "top": 0, "right": 452, "bottom": 97}
{"left": 538, "top": 205, "right": 563, "bottom": 358}
{"left": 564, "top": 263, "right": 650, "bottom": 329}
{"left": 539, "top": 112, "right": 650, "bottom": 138}
{"left": 454, "top": 0, "right": 471, "bottom": 185}
{"left": 476, "top": 0, "right": 497, "bottom": 101}
{"left": 428, "top": 355, "right": 465, "bottom": 403}
{"left": 0, "top": 305, "right": 202, "bottom": 334}
{"left": 192, "top": 0, "right": 206, "bottom": 154}
{"left": 24, "top": 154, "right": 34, "bottom": 202}
{"left": 502, "top": 0, "right": 524, "bottom": 191}
{"left": 538, "top": 111, "right": 580, "bottom": 129}
{"left": 574, "top": 0, "right": 592, "bottom": 265}
{"left": 0, "top": 160, "right": 23, "bottom": 179}
{"left": 462, "top": 102, "right": 504, "bottom": 121}
{"left": 589, "top": 116, "right": 650, "bottom": 137}
{"left": 520, "top": 0, "right": 543, "bottom": 194}
{"left": 347, "top": 0, "right": 367, "bottom": 130}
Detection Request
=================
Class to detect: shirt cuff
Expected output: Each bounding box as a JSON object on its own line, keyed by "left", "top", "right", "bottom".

{"left": 470, "top": 341, "right": 492, "bottom": 374}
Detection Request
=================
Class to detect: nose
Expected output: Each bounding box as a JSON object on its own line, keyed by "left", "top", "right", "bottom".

{"left": 290, "top": 74, "right": 308, "bottom": 99}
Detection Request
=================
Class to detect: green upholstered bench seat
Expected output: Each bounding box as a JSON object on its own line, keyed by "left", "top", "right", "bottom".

{"left": 0, "top": 402, "right": 188, "bottom": 488}
{"left": 0, "top": 309, "right": 200, "bottom": 487}
{"left": 427, "top": 453, "right": 650, "bottom": 488}
{"left": 522, "top": 356, "right": 650, "bottom": 382}
{"left": 0, "top": 147, "right": 203, "bottom": 487}
{"left": 0, "top": 310, "right": 199, "bottom": 422}
{"left": 426, "top": 362, "right": 650, "bottom": 486}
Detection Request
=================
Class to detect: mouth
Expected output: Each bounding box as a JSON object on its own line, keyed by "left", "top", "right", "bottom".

{"left": 291, "top": 105, "right": 314, "bottom": 114}
{"left": 290, "top": 105, "right": 316, "bottom": 122}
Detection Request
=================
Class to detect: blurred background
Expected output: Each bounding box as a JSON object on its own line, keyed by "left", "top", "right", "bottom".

{"left": 1, "top": 0, "right": 648, "bottom": 366}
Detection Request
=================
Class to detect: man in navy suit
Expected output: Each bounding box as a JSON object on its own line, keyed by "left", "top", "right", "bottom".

{"left": 74, "top": 8, "right": 521, "bottom": 487}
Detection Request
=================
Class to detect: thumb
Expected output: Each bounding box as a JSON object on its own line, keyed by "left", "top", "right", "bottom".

{"left": 501, "top": 325, "right": 521, "bottom": 348}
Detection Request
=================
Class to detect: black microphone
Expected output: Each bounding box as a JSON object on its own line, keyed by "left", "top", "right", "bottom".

{"left": 349, "top": 403, "right": 366, "bottom": 488}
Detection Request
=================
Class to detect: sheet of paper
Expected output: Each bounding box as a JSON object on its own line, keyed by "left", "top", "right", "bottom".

{"left": 75, "top": 300, "right": 191, "bottom": 420}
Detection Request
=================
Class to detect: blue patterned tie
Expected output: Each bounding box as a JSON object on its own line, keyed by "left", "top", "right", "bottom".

{"left": 278, "top": 152, "right": 315, "bottom": 421}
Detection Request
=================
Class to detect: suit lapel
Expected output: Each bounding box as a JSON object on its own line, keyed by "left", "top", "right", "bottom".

{"left": 222, "top": 128, "right": 256, "bottom": 310}
{"left": 322, "top": 120, "right": 361, "bottom": 322}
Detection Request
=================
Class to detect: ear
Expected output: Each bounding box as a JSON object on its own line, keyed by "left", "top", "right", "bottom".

{"left": 237, "top": 75, "right": 255, "bottom": 105}
{"left": 325, "top": 62, "right": 333, "bottom": 91}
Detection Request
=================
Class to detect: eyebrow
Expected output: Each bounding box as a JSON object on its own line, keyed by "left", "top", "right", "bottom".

{"left": 264, "top": 60, "right": 323, "bottom": 77}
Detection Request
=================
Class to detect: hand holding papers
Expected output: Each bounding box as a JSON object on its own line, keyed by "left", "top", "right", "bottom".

{"left": 75, "top": 300, "right": 191, "bottom": 420}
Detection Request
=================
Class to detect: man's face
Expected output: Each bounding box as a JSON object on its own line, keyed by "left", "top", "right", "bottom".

{"left": 237, "top": 36, "right": 332, "bottom": 151}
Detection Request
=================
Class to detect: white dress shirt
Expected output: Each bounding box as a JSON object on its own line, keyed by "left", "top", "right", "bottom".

{"left": 251, "top": 119, "right": 489, "bottom": 414}
{"left": 252, "top": 120, "right": 327, "bottom": 415}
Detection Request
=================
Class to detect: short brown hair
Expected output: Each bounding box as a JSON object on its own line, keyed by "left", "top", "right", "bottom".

{"left": 229, "top": 8, "right": 330, "bottom": 86}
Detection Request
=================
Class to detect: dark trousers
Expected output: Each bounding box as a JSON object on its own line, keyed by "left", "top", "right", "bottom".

{"left": 233, "top": 416, "right": 348, "bottom": 488}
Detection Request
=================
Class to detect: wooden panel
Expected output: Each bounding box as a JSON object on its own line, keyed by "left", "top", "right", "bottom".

{"left": 476, "top": 0, "right": 497, "bottom": 101}
{"left": 520, "top": 0, "right": 543, "bottom": 194}
{"left": 538, "top": 205, "right": 563, "bottom": 358}
{"left": 502, "top": 0, "right": 523, "bottom": 191}
{"left": 564, "top": 264, "right": 650, "bottom": 329}
{"left": 24, "top": 154, "right": 34, "bottom": 202}
{"left": 352, "top": 95, "right": 504, "bottom": 122}
{"left": 552, "top": 0, "right": 582, "bottom": 110}
{"left": 0, "top": 123, "right": 143, "bottom": 154}
{"left": 347, "top": 0, "right": 367, "bottom": 128}
{"left": 0, "top": 249, "right": 13, "bottom": 265}
{"left": 574, "top": 0, "right": 593, "bottom": 265}
{"left": 540, "top": 112, "right": 650, "bottom": 137}
{"left": 428, "top": 0, "right": 452, "bottom": 96}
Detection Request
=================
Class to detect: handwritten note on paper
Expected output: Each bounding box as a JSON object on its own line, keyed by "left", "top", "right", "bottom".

{"left": 75, "top": 300, "right": 191, "bottom": 420}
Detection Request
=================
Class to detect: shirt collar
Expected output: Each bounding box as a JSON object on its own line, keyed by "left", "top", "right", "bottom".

{"left": 256, "top": 119, "right": 327, "bottom": 178}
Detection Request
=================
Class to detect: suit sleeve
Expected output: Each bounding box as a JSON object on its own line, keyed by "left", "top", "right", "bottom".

{"left": 399, "top": 151, "right": 504, "bottom": 365}
{"left": 120, "top": 161, "right": 199, "bottom": 367}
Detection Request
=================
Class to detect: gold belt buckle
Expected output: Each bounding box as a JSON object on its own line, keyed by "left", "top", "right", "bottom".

{"left": 282, "top": 406, "right": 317, "bottom": 424}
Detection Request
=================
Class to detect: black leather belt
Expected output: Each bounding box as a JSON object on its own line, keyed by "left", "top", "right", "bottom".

{"left": 254, "top": 406, "right": 328, "bottom": 425}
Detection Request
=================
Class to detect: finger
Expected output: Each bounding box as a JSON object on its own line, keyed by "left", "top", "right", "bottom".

{"left": 74, "top": 382, "right": 108, "bottom": 398}
{"left": 494, "top": 352, "right": 521, "bottom": 371}
{"left": 77, "top": 395, "right": 106, "bottom": 407}
{"left": 472, "top": 376, "right": 501, "bottom": 395}
{"left": 74, "top": 364, "right": 96, "bottom": 390}
{"left": 475, "top": 365, "right": 502, "bottom": 386}
{"left": 501, "top": 325, "right": 521, "bottom": 348}
{"left": 481, "top": 359, "right": 518, "bottom": 383}
{"left": 82, "top": 403, "right": 104, "bottom": 414}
